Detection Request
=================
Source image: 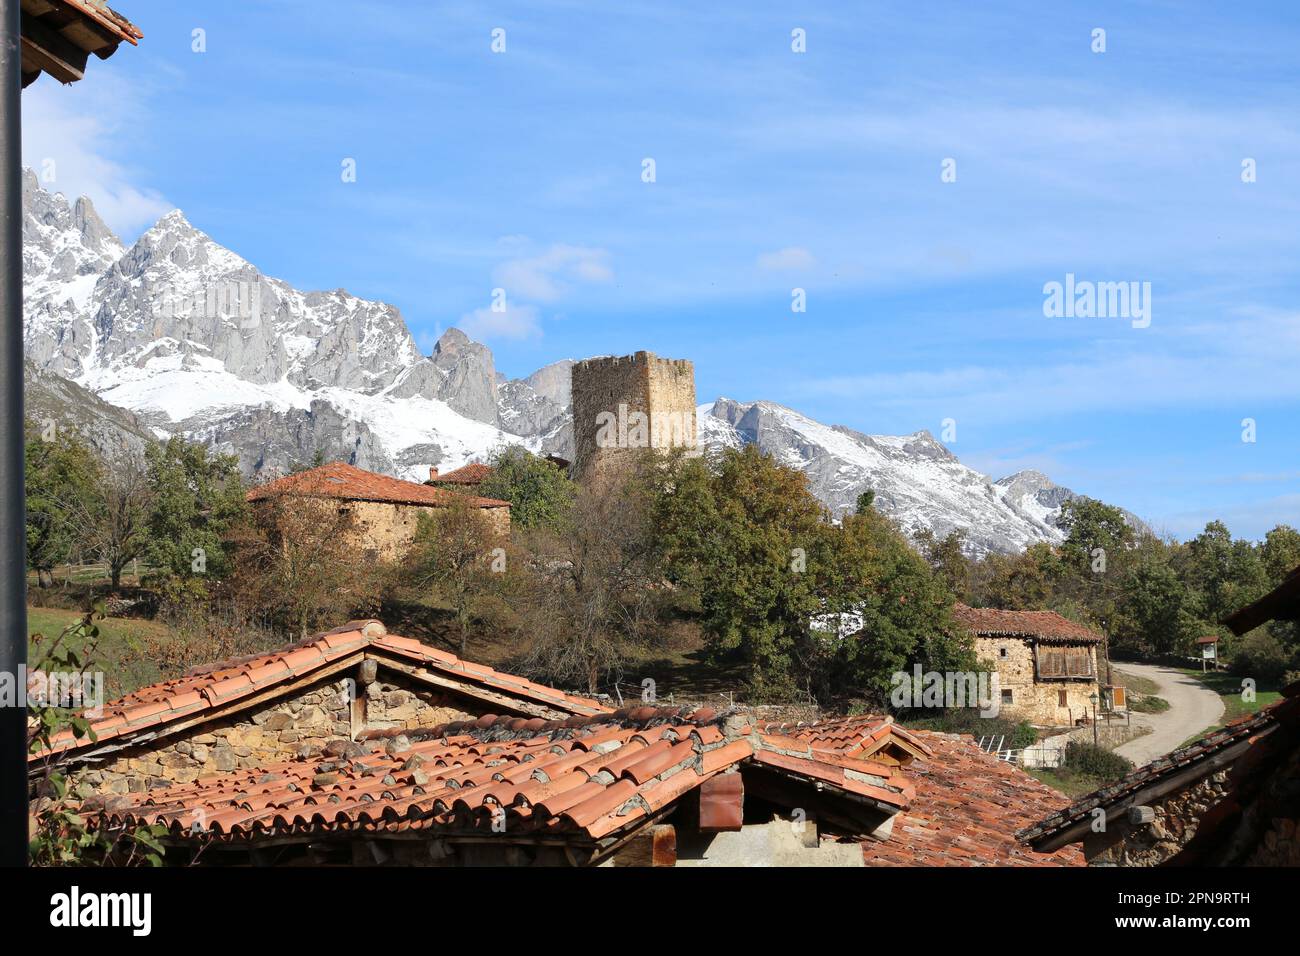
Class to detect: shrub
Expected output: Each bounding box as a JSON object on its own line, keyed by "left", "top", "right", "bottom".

{"left": 902, "top": 709, "right": 1037, "bottom": 751}
{"left": 1064, "top": 740, "right": 1132, "bottom": 782}
{"left": 1129, "top": 695, "right": 1170, "bottom": 714}
{"left": 1230, "top": 629, "right": 1292, "bottom": 683}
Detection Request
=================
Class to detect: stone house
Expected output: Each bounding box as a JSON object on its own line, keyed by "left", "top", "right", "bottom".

{"left": 426, "top": 461, "right": 494, "bottom": 490}
{"left": 1019, "top": 566, "right": 1300, "bottom": 866}
{"left": 32, "top": 620, "right": 606, "bottom": 798}
{"left": 246, "top": 461, "right": 510, "bottom": 561}
{"left": 954, "top": 604, "right": 1103, "bottom": 727}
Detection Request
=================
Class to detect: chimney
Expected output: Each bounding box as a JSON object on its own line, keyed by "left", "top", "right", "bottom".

{"left": 428, "top": 467, "right": 439, "bottom": 481}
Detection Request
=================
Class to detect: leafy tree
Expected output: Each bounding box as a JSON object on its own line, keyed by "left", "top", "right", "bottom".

{"left": 1059, "top": 497, "right": 1134, "bottom": 572}
{"left": 144, "top": 437, "right": 247, "bottom": 583}
{"left": 654, "top": 445, "right": 829, "bottom": 697}
{"left": 1112, "top": 556, "right": 1195, "bottom": 657}
{"left": 1261, "top": 524, "right": 1300, "bottom": 585}
{"left": 516, "top": 461, "right": 665, "bottom": 693}
{"left": 913, "top": 527, "right": 971, "bottom": 598}
{"left": 822, "top": 508, "right": 974, "bottom": 700}
{"left": 475, "top": 445, "right": 577, "bottom": 531}
{"left": 25, "top": 426, "right": 98, "bottom": 587}
{"left": 409, "top": 496, "right": 512, "bottom": 657}
{"left": 1178, "top": 521, "right": 1268, "bottom": 626}
{"left": 227, "top": 496, "right": 382, "bottom": 638}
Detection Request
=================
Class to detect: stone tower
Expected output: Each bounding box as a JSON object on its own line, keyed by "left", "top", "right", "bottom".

{"left": 570, "top": 351, "right": 698, "bottom": 480}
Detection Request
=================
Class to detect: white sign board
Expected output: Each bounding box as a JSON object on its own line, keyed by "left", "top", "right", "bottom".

{"left": 1202, "top": 644, "right": 1217, "bottom": 659}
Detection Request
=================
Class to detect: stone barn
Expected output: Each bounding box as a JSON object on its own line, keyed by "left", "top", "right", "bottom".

{"left": 247, "top": 461, "right": 510, "bottom": 561}
{"left": 954, "top": 604, "right": 1103, "bottom": 727}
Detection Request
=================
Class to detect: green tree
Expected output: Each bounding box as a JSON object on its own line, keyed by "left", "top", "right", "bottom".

{"left": 1112, "top": 556, "right": 1195, "bottom": 657}
{"left": 25, "top": 426, "right": 99, "bottom": 587}
{"left": 410, "top": 497, "right": 511, "bottom": 657}
{"left": 654, "top": 445, "right": 829, "bottom": 697}
{"left": 475, "top": 445, "right": 577, "bottom": 531}
{"left": 822, "top": 508, "right": 974, "bottom": 701}
{"left": 1261, "top": 524, "right": 1300, "bottom": 585}
{"left": 144, "top": 437, "right": 247, "bottom": 583}
{"left": 913, "top": 527, "right": 971, "bottom": 599}
{"left": 1179, "top": 521, "right": 1268, "bottom": 626}
{"left": 1059, "top": 497, "right": 1134, "bottom": 572}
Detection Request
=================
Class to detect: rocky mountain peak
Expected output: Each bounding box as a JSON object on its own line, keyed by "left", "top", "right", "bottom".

{"left": 19, "top": 174, "right": 1139, "bottom": 550}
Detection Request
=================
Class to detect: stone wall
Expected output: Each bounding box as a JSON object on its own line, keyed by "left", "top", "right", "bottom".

{"left": 253, "top": 496, "right": 509, "bottom": 563}
{"left": 1083, "top": 771, "right": 1229, "bottom": 866}
{"left": 1240, "top": 740, "right": 1300, "bottom": 865}
{"left": 72, "top": 672, "right": 476, "bottom": 797}
{"left": 976, "top": 636, "right": 1099, "bottom": 726}
{"left": 570, "top": 351, "right": 697, "bottom": 479}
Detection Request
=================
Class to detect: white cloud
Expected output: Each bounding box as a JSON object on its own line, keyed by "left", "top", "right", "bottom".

{"left": 757, "top": 246, "right": 815, "bottom": 272}
{"left": 492, "top": 243, "right": 612, "bottom": 302}
{"left": 20, "top": 76, "right": 171, "bottom": 238}
{"left": 457, "top": 303, "right": 542, "bottom": 341}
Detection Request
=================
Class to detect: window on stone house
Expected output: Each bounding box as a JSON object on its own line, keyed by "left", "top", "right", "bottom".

{"left": 1058, "top": 689, "right": 1068, "bottom": 707}
{"left": 1001, "top": 688, "right": 1013, "bottom": 704}
{"left": 999, "top": 646, "right": 1008, "bottom": 658}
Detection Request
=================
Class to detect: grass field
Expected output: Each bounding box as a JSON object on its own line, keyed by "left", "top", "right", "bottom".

{"left": 1179, "top": 667, "right": 1282, "bottom": 722}
{"left": 26, "top": 606, "right": 173, "bottom": 699}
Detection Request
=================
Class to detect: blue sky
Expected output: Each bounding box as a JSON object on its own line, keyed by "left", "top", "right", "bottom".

{"left": 22, "top": 0, "right": 1300, "bottom": 540}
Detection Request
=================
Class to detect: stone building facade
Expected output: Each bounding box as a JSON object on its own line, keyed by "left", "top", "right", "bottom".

{"left": 570, "top": 351, "right": 698, "bottom": 479}
{"left": 955, "top": 605, "right": 1103, "bottom": 728}
{"left": 973, "top": 635, "right": 1099, "bottom": 726}
{"left": 247, "top": 461, "right": 510, "bottom": 562}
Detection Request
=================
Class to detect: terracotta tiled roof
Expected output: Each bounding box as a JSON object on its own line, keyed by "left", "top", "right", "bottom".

{"left": 430, "top": 462, "right": 494, "bottom": 485}
{"left": 1018, "top": 685, "right": 1300, "bottom": 852}
{"left": 953, "top": 604, "right": 1103, "bottom": 644}
{"left": 33, "top": 620, "right": 607, "bottom": 761}
{"left": 84, "top": 708, "right": 914, "bottom": 846}
{"left": 20, "top": 0, "right": 143, "bottom": 88}
{"left": 755, "top": 714, "right": 933, "bottom": 763}
{"left": 247, "top": 462, "right": 509, "bottom": 509}
{"left": 861, "top": 731, "right": 1084, "bottom": 867}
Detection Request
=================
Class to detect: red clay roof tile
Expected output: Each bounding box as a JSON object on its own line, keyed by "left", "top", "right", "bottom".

{"left": 953, "top": 604, "right": 1103, "bottom": 644}
{"left": 247, "top": 462, "right": 509, "bottom": 510}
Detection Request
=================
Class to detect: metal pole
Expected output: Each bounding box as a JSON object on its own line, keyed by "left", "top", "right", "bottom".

{"left": 0, "top": 0, "right": 26, "bottom": 868}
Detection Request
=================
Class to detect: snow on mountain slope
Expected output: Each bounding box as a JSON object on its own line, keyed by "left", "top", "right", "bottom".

{"left": 21, "top": 172, "right": 1133, "bottom": 550}
{"left": 701, "top": 398, "right": 1068, "bottom": 556}
{"left": 21, "top": 172, "right": 547, "bottom": 479}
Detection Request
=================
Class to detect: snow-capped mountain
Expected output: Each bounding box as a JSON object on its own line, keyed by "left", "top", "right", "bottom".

{"left": 700, "top": 398, "right": 1074, "bottom": 555}
{"left": 21, "top": 172, "right": 1134, "bottom": 553}
{"left": 21, "top": 171, "right": 569, "bottom": 478}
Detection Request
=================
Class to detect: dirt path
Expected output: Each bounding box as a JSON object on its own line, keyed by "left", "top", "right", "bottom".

{"left": 1112, "top": 663, "right": 1224, "bottom": 766}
